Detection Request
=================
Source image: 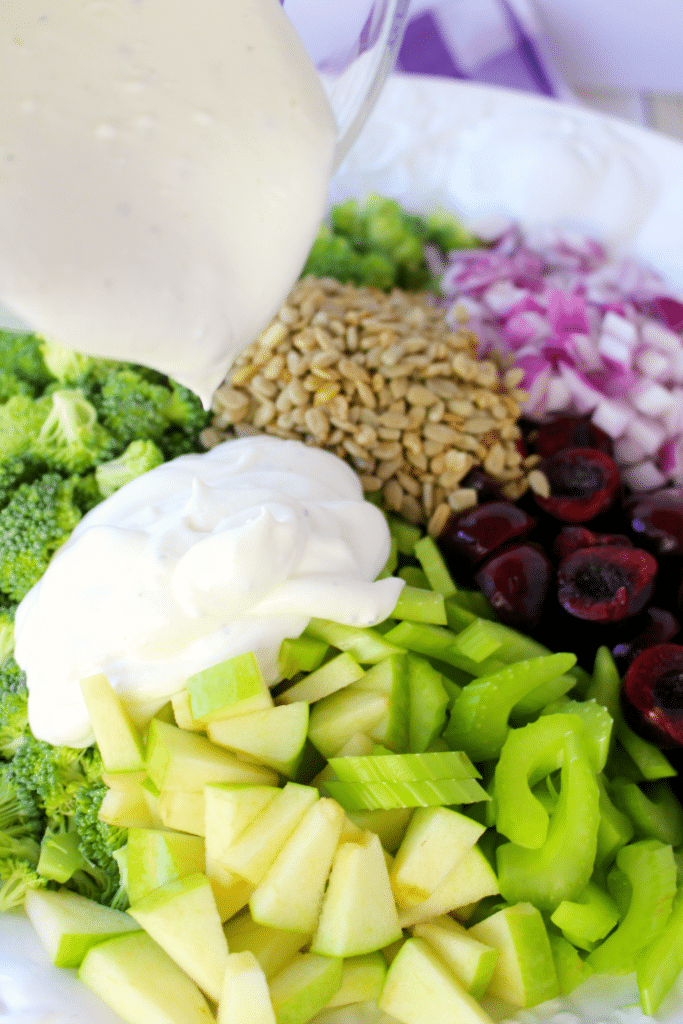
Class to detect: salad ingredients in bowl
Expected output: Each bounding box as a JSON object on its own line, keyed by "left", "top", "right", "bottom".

{"left": 2, "top": 196, "right": 683, "bottom": 1024}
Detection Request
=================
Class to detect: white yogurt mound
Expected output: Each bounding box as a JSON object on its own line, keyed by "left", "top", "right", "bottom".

{"left": 14, "top": 437, "right": 403, "bottom": 748}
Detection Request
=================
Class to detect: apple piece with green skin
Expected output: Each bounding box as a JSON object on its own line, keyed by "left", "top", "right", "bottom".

{"left": 268, "top": 952, "right": 343, "bottom": 1024}
{"left": 310, "top": 830, "right": 402, "bottom": 958}
{"left": 79, "top": 930, "right": 214, "bottom": 1024}
{"left": 397, "top": 846, "right": 500, "bottom": 928}
{"left": 412, "top": 916, "right": 498, "bottom": 1001}
{"left": 218, "top": 782, "right": 319, "bottom": 886}
{"left": 204, "top": 783, "right": 280, "bottom": 893}
{"left": 188, "top": 652, "right": 274, "bottom": 724}
{"left": 250, "top": 797, "right": 346, "bottom": 934}
{"left": 468, "top": 902, "right": 559, "bottom": 1007}
{"left": 224, "top": 911, "right": 310, "bottom": 978}
{"left": 391, "top": 806, "right": 485, "bottom": 902}
{"left": 346, "top": 807, "right": 413, "bottom": 854}
{"left": 349, "top": 654, "right": 409, "bottom": 752}
{"left": 24, "top": 888, "right": 140, "bottom": 969}
{"left": 323, "top": 951, "right": 387, "bottom": 1008}
{"left": 278, "top": 651, "right": 364, "bottom": 705}
{"left": 406, "top": 654, "right": 450, "bottom": 753}
{"left": 156, "top": 789, "right": 207, "bottom": 836}
{"left": 278, "top": 635, "right": 329, "bottom": 680}
{"left": 218, "top": 950, "right": 276, "bottom": 1024}
{"left": 79, "top": 673, "right": 146, "bottom": 772}
{"left": 128, "top": 872, "right": 228, "bottom": 1002}
{"left": 126, "top": 828, "right": 205, "bottom": 905}
{"left": 171, "top": 689, "right": 205, "bottom": 732}
{"left": 308, "top": 688, "right": 390, "bottom": 759}
{"left": 145, "top": 719, "right": 278, "bottom": 791}
{"left": 208, "top": 702, "right": 309, "bottom": 778}
{"left": 378, "top": 936, "right": 495, "bottom": 1024}
{"left": 99, "top": 771, "right": 158, "bottom": 829}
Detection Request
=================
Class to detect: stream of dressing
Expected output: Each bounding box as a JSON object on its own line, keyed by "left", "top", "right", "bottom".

{"left": 0, "top": 0, "right": 338, "bottom": 405}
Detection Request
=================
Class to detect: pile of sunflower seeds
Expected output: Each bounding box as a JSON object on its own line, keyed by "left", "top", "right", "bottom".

{"left": 203, "top": 276, "right": 548, "bottom": 535}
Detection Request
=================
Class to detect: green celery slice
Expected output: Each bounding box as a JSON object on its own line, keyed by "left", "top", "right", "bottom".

{"left": 540, "top": 698, "right": 614, "bottom": 773}
{"left": 496, "top": 731, "right": 600, "bottom": 912}
{"left": 637, "top": 883, "right": 683, "bottom": 1015}
{"left": 609, "top": 778, "right": 683, "bottom": 847}
{"left": 398, "top": 566, "right": 429, "bottom": 589}
{"left": 614, "top": 718, "right": 677, "bottom": 781}
{"left": 391, "top": 585, "right": 447, "bottom": 626}
{"left": 595, "top": 773, "right": 635, "bottom": 868}
{"left": 443, "top": 652, "right": 577, "bottom": 763}
{"left": 387, "top": 515, "right": 422, "bottom": 556}
{"left": 550, "top": 881, "right": 620, "bottom": 951}
{"left": 406, "top": 654, "right": 449, "bottom": 754}
{"left": 278, "top": 651, "right": 364, "bottom": 705}
{"left": 587, "top": 839, "right": 678, "bottom": 975}
{"left": 451, "top": 619, "right": 502, "bottom": 663}
{"left": 327, "top": 750, "right": 481, "bottom": 784}
{"left": 278, "top": 636, "right": 329, "bottom": 679}
{"left": 549, "top": 934, "right": 594, "bottom": 995}
{"left": 323, "top": 775, "right": 490, "bottom": 811}
{"left": 413, "top": 535, "right": 457, "bottom": 597}
{"left": 304, "top": 619, "right": 405, "bottom": 664}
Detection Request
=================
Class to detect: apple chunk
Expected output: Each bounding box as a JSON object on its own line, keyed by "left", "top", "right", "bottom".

{"left": 25, "top": 888, "right": 140, "bottom": 969}
{"left": 269, "top": 952, "right": 343, "bottom": 1024}
{"left": 79, "top": 930, "right": 214, "bottom": 1024}
{"left": 218, "top": 950, "right": 276, "bottom": 1024}
{"left": 80, "top": 673, "right": 145, "bottom": 772}
{"left": 208, "top": 702, "right": 309, "bottom": 778}
{"left": 413, "top": 916, "right": 498, "bottom": 1000}
{"left": 188, "top": 651, "right": 273, "bottom": 723}
{"left": 468, "top": 902, "right": 559, "bottom": 1007}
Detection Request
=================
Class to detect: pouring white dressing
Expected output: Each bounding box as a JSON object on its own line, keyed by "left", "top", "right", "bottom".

{"left": 0, "top": 0, "right": 337, "bottom": 405}
{"left": 14, "top": 437, "right": 403, "bottom": 748}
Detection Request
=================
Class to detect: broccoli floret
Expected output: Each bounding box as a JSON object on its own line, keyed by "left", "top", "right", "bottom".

{"left": 0, "top": 611, "right": 14, "bottom": 668}
{"left": 423, "top": 209, "right": 479, "bottom": 255}
{"left": 0, "top": 859, "right": 48, "bottom": 911}
{"left": 7, "top": 736, "right": 103, "bottom": 833}
{"left": 0, "top": 689, "right": 28, "bottom": 761}
{"left": 0, "top": 370, "right": 33, "bottom": 402}
{"left": 96, "top": 368, "right": 174, "bottom": 447}
{"left": 72, "top": 472, "right": 105, "bottom": 514}
{"left": 0, "top": 331, "right": 51, "bottom": 390}
{"left": 33, "top": 389, "right": 117, "bottom": 474}
{"left": 38, "top": 338, "right": 106, "bottom": 386}
{"left": 0, "top": 455, "right": 55, "bottom": 511}
{"left": 0, "top": 394, "right": 52, "bottom": 462}
{"left": 0, "top": 474, "right": 82, "bottom": 602}
{"left": 0, "top": 763, "right": 45, "bottom": 910}
{"left": 163, "top": 383, "right": 209, "bottom": 449}
{"left": 95, "top": 439, "right": 165, "bottom": 498}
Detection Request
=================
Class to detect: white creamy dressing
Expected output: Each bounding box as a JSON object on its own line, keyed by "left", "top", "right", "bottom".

{"left": 14, "top": 437, "right": 403, "bottom": 748}
{"left": 0, "top": 0, "right": 338, "bottom": 405}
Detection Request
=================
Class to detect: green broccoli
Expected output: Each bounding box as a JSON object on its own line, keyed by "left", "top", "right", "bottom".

{"left": 0, "top": 762, "right": 46, "bottom": 910}
{"left": 38, "top": 337, "right": 108, "bottom": 386}
{"left": 0, "top": 473, "right": 83, "bottom": 602}
{"left": 0, "top": 330, "right": 51, "bottom": 391}
{"left": 95, "top": 439, "right": 165, "bottom": 498}
{"left": 0, "top": 370, "right": 33, "bottom": 402}
{"left": 95, "top": 368, "right": 174, "bottom": 447}
{"left": 423, "top": 208, "right": 479, "bottom": 254}
{"left": 33, "top": 389, "right": 117, "bottom": 474}
{"left": 0, "top": 655, "right": 29, "bottom": 761}
{"left": 0, "top": 859, "right": 48, "bottom": 911}
{"left": 0, "top": 611, "right": 14, "bottom": 668}
{"left": 163, "top": 382, "right": 210, "bottom": 455}
{"left": 0, "top": 394, "right": 52, "bottom": 462}
{"left": 0, "top": 455, "right": 54, "bottom": 511}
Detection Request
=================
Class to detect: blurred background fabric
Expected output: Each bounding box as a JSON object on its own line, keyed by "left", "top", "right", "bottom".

{"left": 397, "top": 0, "right": 683, "bottom": 139}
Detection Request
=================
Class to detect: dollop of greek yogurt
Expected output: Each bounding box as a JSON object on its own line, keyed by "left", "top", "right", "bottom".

{"left": 14, "top": 436, "right": 403, "bottom": 748}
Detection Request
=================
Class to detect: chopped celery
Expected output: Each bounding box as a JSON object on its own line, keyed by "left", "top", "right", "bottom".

{"left": 494, "top": 713, "right": 587, "bottom": 849}
{"left": 391, "top": 585, "right": 447, "bottom": 626}
{"left": 376, "top": 534, "right": 399, "bottom": 579}
{"left": 398, "top": 566, "right": 429, "bottom": 589}
{"left": 550, "top": 881, "right": 620, "bottom": 951}
{"left": 549, "top": 934, "right": 594, "bottom": 995}
{"left": 540, "top": 698, "right": 613, "bottom": 773}
{"left": 585, "top": 646, "right": 621, "bottom": 717}
{"left": 327, "top": 750, "right": 481, "bottom": 784}
{"left": 587, "top": 839, "right": 677, "bottom": 975}
{"left": 595, "top": 773, "right": 635, "bottom": 869}
{"left": 387, "top": 514, "right": 422, "bottom": 556}
{"left": 323, "top": 775, "right": 490, "bottom": 811}
{"left": 496, "top": 731, "right": 600, "bottom": 912}
{"left": 304, "top": 619, "right": 405, "bottom": 664}
{"left": 406, "top": 654, "right": 449, "bottom": 753}
{"left": 510, "top": 673, "right": 577, "bottom": 720}
{"left": 637, "top": 884, "right": 683, "bottom": 1015}
{"left": 447, "top": 590, "right": 496, "bottom": 621}
{"left": 609, "top": 778, "right": 683, "bottom": 847}
{"left": 350, "top": 655, "right": 410, "bottom": 753}
{"left": 613, "top": 718, "right": 677, "bottom": 781}
{"left": 413, "top": 536, "right": 456, "bottom": 597}
{"left": 383, "top": 621, "right": 476, "bottom": 671}
{"left": 443, "top": 652, "right": 577, "bottom": 763}
{"left": 451, "top": 619, "right": 502, "bottom": 663}
{"left": 444, "top": 599, "right": 477, "bottom": 632}
{"left": 279, "top": 651, "right": 364, "bottom": 705}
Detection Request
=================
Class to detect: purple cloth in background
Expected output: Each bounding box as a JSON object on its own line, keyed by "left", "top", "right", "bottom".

{"left": 397, "top": 1, "right": 572, "bottom": 99}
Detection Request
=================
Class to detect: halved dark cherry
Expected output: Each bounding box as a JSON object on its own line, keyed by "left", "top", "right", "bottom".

{"left": 475, "top": 542, "right": 551, "bottom": 631}
{"left": 625, "top": 488, "right": 683, "bottom": 557}
{"left": 534, "top": 447, "right": 620, "bottom": 523}
{"left": 438, "top": 501, "right": 536, "bottom": 566}
{"left": 556, "top": 544, "right": 657, "bottom": 622}
{"left": 612, "top": 606, "right": 680, "bottom": 671}
{"left": 553, "top": 526, "right": 633, "bottom": 562}
{"left": 622, "top": 642, "right": 683, "bottom": 748}
{"left": 459, "top": 468, "right": 506, "bottom": 503}
{"left": 533, "top": 414, "right": 613, "bottom": 457}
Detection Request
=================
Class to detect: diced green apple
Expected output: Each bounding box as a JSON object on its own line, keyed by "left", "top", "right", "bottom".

{"left": 210, "top": 876, "right": 255, "bottom": 924}
{"left": 126, "top": 827, "right": 206, "bottom": 905}
{"left": 311, "top": 830, "right": 402, "bottom": 957}
{"left": 204, "top": 782, "right": 280, "bottom": 892}
{"left": 188, "top": 652, "right": 273, "bottom": 723}
{"left": 157, "top": 789, "right": 206, "bottom": 836}
{"left": 468, "top": 902, "right": 559, "bottom": 1007}
{"left": 269, "top": 952, "right": 343, "bottom": 1024}
{"left": 308, "top": 688, "right": 390, "bottom": 759}
{"left": 378, "top": 936, "right": 495, "bottom": 1024}
{"left": 79, "top": 930, "right": 214, "bottom": 1024}
{"left": 79, "top": 673, "right": 146, "bottom": 772}
{"left": 349, "top": 655, "right": 410, "bottom": 753}
{"left": 99, "top": 771, "right": 159, "bottom": 829}
{"left": 278, "top": 652, "right": 364, "bottom": 705}
{"left": 24, "top": 888, "right": 140, "bottom": 969}
{"left": 224, "top": 911, "right": 310, "bottom": 978}
{"left": 323, "top": 952, "right": 387, "bottom": 1008}
{"left": 250, "top": 797, "right": 346, "bottom": 934}
{"left": 208, "top": 702, "right": 309, "bottom": 778}
{"left": 146, "top": 719, "right": 278, "bottom": 791}
{"left": 218, "top": 783, "right": 319, "bottom": 885}
{"left": 391, "top": 807, "right": 485, "bottom": 902}
{"left": 397, "top": 846, "right": 500, "bottom": 928}
{"left": 346, "top": 808, "right": 413, "bottom": 853}
{"left": 278, "top": 636, "right": 329, "bottom": 680}
{"left": 218, "top": 950, "right": 276, "bottom": 1024}
{"left": 128, "top": 872, "right": 229, "bottom": 1002}
{"left": 412, "top": 916, "right": 498, "bottom": 1000}
{"left": 171, "top": 689, "right": 205, "bottom": 732}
